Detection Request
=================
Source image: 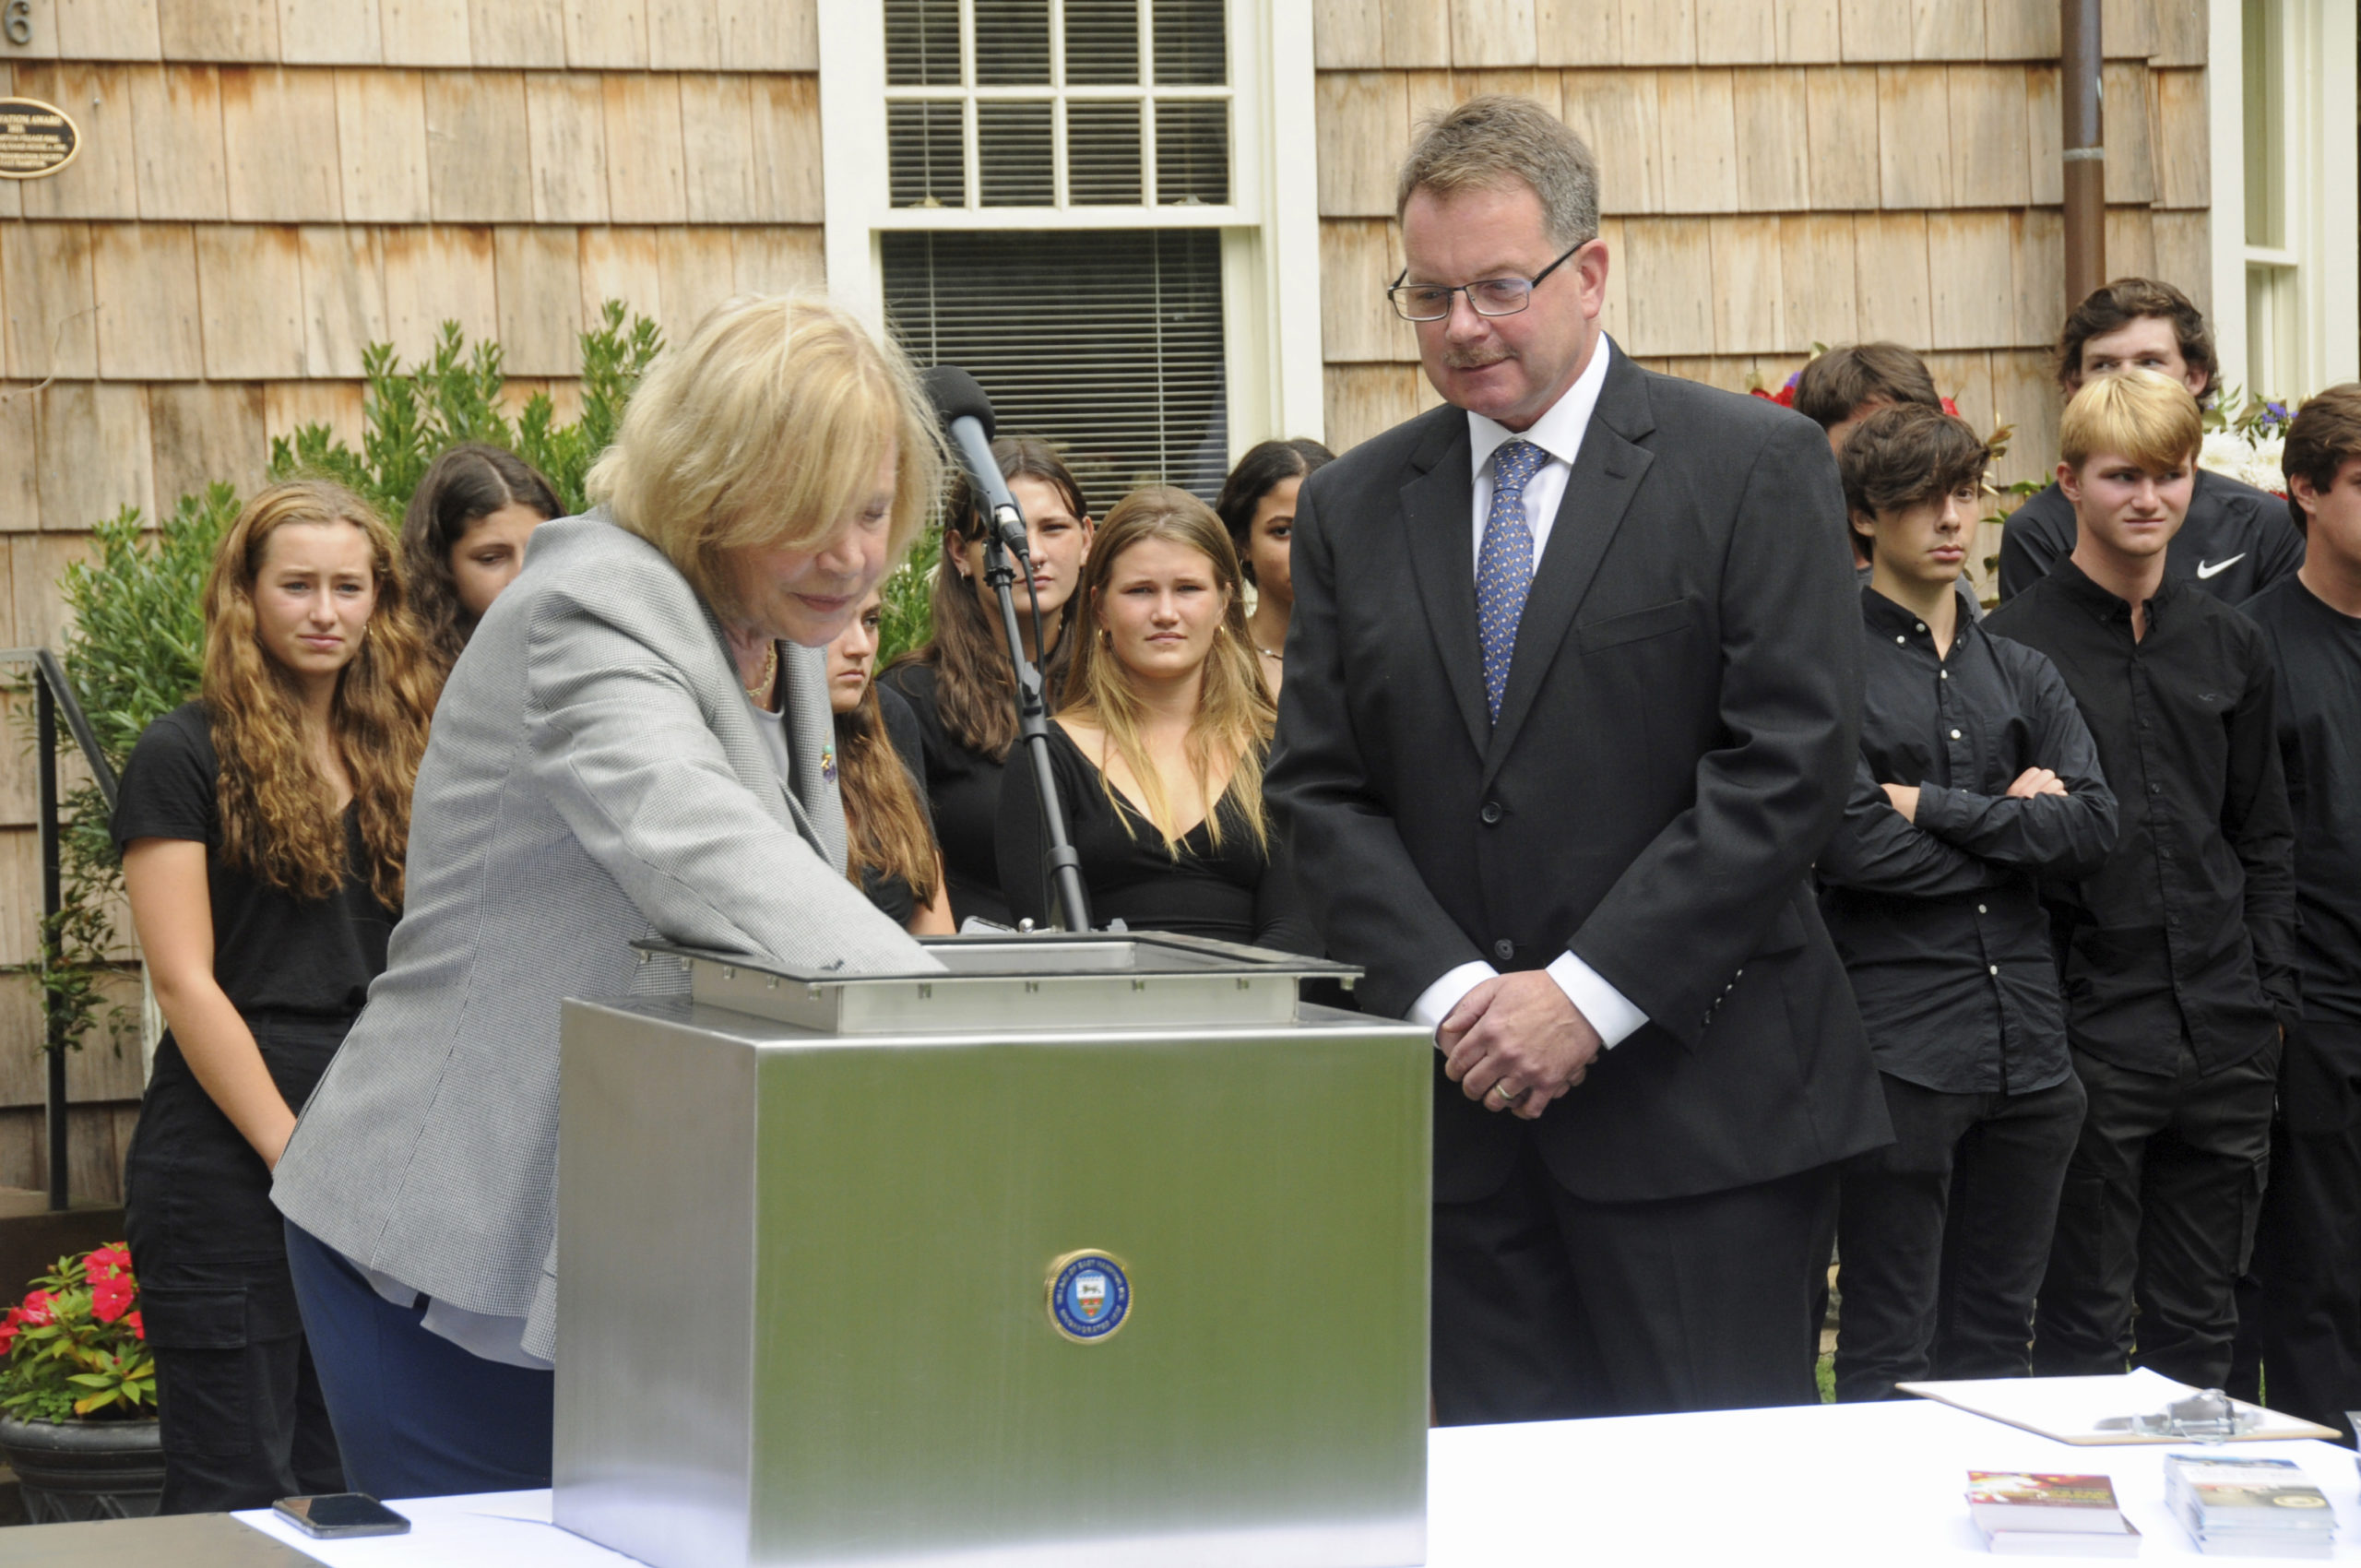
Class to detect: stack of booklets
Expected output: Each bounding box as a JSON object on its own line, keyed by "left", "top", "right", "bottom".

{"left": 2164, "top": 1454, "right": 2336, "bottom": 1557}
{"left": 1966, "top": 1472, "right": 2141, "bottom": 1556}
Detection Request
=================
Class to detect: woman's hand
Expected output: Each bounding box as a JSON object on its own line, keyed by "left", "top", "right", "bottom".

{"left": 124, "top": 837, "right": 303, "bottom": 1169}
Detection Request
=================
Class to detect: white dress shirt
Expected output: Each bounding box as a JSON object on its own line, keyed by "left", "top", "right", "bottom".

{"left": 1407, "top": 338, "right": 1650, "bottom": 1049}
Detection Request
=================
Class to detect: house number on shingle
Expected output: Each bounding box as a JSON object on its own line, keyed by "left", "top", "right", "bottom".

{"left": 3, "top": 3, "right": 30, "bottom": 48}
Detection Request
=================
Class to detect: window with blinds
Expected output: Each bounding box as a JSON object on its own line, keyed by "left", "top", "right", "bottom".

{"left": 883, "top": 230, "right": 1228, "bottom": 508}
{"left": 884, "top": 0, "right": 1231, "bottom": 210}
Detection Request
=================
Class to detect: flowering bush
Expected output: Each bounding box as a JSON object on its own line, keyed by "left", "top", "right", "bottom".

{"left": 0, "top": 1244, "right": 153, "bottom": 1423}
{"left": 2197, "top": 389, "right": 2295, "bottom": 497}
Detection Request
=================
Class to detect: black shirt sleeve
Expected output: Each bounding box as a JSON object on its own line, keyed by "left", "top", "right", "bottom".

{"left": 2223, "top": 621, "right": 2301, "bottom": 1028}
{"left": 2250, "top": 492, "right": 2310, "bottom": 593}
{"left": 112, "top": 703, "right": 219, "bottom": 849}
{"left": 1997, "top": 487, "right": 2073, "bottom": 603}
{"left": 1911, "top": 649, "right": 2119, "bottom": 881}
{"left": 1816, "top": 756, "right": 2007, "bottom": 897}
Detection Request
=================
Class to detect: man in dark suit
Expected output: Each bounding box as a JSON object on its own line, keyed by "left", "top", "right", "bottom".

{"left": 1996, "top": 278, "right": 2303, "bottom": 606}
{"left": 1266, "top": 95, "right": 1892, "bottom": 1424}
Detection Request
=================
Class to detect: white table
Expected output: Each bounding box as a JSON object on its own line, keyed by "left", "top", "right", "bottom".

{"left": 184, "top": 1398, "right": 2361, "bottom": 1565}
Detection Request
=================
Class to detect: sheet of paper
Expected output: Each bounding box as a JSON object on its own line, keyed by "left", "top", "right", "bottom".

{"left": 1898, "top": 1368, "right": 2341, "bottom": 1445}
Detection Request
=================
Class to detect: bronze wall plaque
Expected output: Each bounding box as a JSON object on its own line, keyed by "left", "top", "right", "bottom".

{"left": 0, "top": 97, "right": 80, "bottom": 181}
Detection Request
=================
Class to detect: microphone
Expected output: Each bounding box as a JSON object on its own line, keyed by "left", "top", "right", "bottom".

{"left": 921, "top": 366, "right": 1028, "bottom": 562}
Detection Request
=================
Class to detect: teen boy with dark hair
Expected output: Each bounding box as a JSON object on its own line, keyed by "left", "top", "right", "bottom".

{"left": 1998, "top": 278, "right": 2303, "bottom": 605}
{"left": 1796, "top": 343, "right": 1949, "bottom": 576}
{"left": 2244, "top": 383, "right": 2361, "bottom": 1439}
{"left": 1797, "top": 342, "right": 1948, "bottom": 455}
{"left": 1986, "top": 370, "right": 2297, "bottom": 1387}
{"left": 1817, "top": 404, "right": 2117, "bottom": 1400}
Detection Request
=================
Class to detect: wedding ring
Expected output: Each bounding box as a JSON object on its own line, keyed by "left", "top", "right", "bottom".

{"left": 1491, "top": 1080, "right": 1526, "bottom": 1105}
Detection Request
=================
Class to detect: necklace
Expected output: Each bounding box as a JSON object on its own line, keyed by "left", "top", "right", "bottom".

{"left": 743, "top": 640, "right": 777, "bottom": 700}
{"left": 1256, "top": 644, "right": 1283, "bottom": 661}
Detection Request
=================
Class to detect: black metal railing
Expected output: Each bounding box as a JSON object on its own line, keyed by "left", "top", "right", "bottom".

{"left": 4, "top": 648, "right": 120, "bottom": 1211}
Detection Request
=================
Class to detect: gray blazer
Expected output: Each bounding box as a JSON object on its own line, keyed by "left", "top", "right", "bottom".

{"left": 273, "top": 511, "right": 933, "bottom": 1360}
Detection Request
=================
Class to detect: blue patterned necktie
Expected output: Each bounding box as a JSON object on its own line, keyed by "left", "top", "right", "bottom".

{"left": 1477, "top": 439, "right": 1547, "bottom": 722}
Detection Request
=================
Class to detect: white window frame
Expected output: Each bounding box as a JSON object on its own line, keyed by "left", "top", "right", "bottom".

{"left": 817, "top": 0, "right": 1324, "bottom": 454}
{"left": 2207, "top": 0, "right": 2360, "bottom": 400}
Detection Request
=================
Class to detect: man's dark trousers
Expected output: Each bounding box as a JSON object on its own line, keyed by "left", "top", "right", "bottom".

{"left": 1833, "top": 1073, "right": 2084, "bottom": 1401}
{"left": 1432, "top": 1140, "right": 1834, "bottom": 1424}
{"left": 2035, "top": 1038, "right": 2277, "bottom": 1385}
{"left": 2251, "top": 1023, "right": 2361, "bottom": 1440}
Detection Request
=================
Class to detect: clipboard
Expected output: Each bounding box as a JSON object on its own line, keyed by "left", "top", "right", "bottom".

{"left": 1897, "top": 1368, "right": 2341, "bottom": 1444}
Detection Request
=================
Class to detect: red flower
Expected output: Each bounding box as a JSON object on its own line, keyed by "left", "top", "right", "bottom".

{"left": 85, "top": 1243, "right": 131, "bottom": 1282}
{"left": 124, "top": 1310, "right": 143, "bottom": 1341}
{"left": 19, "top": 1290, "right": 53, "bottom": 1327}
{"left": 0, "top": 1308, "right": 20, "bottom": 1356}
{"left": 91, "top": 1275, "right": 133, "bottom": 1325}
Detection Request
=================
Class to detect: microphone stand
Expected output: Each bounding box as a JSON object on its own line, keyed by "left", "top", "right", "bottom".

{"left": 982, "top": 517, "right": 1093, "bottom": 934}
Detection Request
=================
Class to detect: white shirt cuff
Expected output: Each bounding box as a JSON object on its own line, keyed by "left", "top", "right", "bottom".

{"left": 1545, "top": 951, "right": 1649, "bottom": 1048}
{"left": 1407, "top": 960, "right": 1499, "bottom": 1035}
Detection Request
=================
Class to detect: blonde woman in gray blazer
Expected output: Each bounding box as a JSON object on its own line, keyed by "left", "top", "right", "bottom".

{"left": 272, "top": 295, "right": 945, "bottom": 1500}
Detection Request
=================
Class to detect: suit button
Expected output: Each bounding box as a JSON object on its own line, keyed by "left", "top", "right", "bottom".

{"left": 1480, "top": 801, "right": 1503, "bottom": 825}
{"left": 1492, "top": 939, "right": 1514, "bottom": 961}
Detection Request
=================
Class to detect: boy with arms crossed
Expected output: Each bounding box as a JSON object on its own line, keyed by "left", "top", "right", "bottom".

{"left": 2245, "top": 385, "right": 2361, "bottom": 1438}
{"left": 1987, "top": 371, "right": 2297, "bottom": 1386}
{"left": 1817, "top": 405, "right": 2117, "bottom": 1400}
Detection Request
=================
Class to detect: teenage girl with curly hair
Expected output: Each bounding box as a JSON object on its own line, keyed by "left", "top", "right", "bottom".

{"left": 113, "top": 480, "right": 435, "bottom": 1512}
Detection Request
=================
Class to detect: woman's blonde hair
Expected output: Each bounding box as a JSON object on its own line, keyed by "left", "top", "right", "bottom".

{"left": 2059, "top": 367, "right": 2202, "bottom": 475}
{"left": 586, "top": 294, "right": 943, "bottom": 621}
{"left": 1061, "top": 486, "right": 1275, "bottom": 857}
{"left": 201, "top": 481, "right": 437, "bottom": 911}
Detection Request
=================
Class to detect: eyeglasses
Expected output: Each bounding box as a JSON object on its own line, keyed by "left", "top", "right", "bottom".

{"left": 1386, "top": 241, "right": 1588, "bottom": 323}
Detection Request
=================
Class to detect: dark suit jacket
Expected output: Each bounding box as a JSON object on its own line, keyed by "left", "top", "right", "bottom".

{"left": 1266, "top": 347, "right": 1891, "bottom": 1206}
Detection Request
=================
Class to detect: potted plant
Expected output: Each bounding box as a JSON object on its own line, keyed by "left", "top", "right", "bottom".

{"left": 0, "top": 1243, "right": 161, "bottom": 1522}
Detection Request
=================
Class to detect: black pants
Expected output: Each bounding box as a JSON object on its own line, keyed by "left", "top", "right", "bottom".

{"left": 1833, "top": 1072, "right": 2085, "bottom": 1401}
{"left": 2246, "top": 1022, "right": 2361, "bottom": 1441}
{"left": 1431, "top": 1140, "right": 1834, "bottom": 1425}
{"left": 124, "top": 1015, "right": 350, "bottom": 1514}
{"left": 2033, "top": 1039, "right": 2277, "bottom": 1386}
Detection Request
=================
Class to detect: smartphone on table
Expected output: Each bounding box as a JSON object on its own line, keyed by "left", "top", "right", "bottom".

{"left": 272, "top": 1492, "right": 412, "bottom": 1538}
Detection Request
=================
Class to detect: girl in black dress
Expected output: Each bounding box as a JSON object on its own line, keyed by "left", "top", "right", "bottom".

{"left": 113, "top": 481, "right": 436, "bottom": 1511}
{"left": 879, "top": 438, "right": 1092, "bottom": 927}
{"left": 996, "top": 486, "right": 1314, "bottom": 951}
{"left": 398, "top": 444, "right": 562, "bottom": 685}
{"left": 1215, "top": 438, "right": 1333, "bottom": 701}
{"left": 825, "top": 587, "right": 952, "bottom": 932}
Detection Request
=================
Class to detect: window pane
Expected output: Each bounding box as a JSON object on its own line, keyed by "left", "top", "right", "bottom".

{"left": 1067, "top": 101, "right": 1144, "bottom": 204}
{"left": 1151, "top": 0, "right": 1227, "bottom": 86}
{"left": 1155, "top": 100, "right": 1228, "bottom": 205}
{"left": 884, "top": 0, "right": 961, "bottom": 87}
{"left": 888, "top": 101, "right": 966, "bottom": 208}
{"left": 883, "top": 229, "right": 1229, "bottom": 510}
{"left": 975, "top": 0, "right": 1052, "bottom": 86}
{"left": 978, "top": 100, "right": 1055, "bottom": 206}
{"left": 2241, "top": 0, "right": 2284, "bottom": 249}
{"left": 1064, "top": 0, "right": 1141, "bottom": 85}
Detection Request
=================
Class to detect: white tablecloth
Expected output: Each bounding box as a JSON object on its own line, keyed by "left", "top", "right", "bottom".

{"left": 231, "top": 1397, "right": 2361, "bottom": 1566}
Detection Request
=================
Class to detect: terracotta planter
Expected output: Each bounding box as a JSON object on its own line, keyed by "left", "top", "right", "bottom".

{"left": 0, "top": 1412, "right": 163, "bottom": 1523}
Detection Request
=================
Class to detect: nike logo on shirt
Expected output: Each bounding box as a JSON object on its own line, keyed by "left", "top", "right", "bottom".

{"left": 2195, "top": 554, "right": 2245, "bottom": 579}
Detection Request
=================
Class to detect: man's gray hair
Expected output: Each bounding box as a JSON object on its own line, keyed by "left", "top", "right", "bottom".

{"left": 1394, "top": 94, "right": 1600, "bottom": 250}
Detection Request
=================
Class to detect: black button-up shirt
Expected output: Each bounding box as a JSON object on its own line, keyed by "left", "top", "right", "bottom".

{"left": 2245, "top": 576, "right": 2361, "bottom": 1027}
{"left": 1986, "top": 560, "right": 2298, "bottom": 1075}
{"left": 1819, "top": 588, "right": 2118, "bottom": 1093}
